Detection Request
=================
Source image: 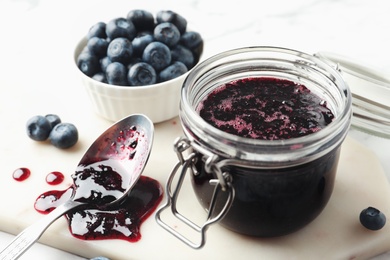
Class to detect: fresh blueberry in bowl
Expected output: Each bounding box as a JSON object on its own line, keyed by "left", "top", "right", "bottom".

{"left": 128, "top": 62, "right": 157, "bottom": 86}
{"left": 87, "top": 37, "right": 109, "bottom": 58}
{"left": 154, "top": 22, "right": 180, "bottom": 47}
{"left": 132, "top": 34, "right": 154, "bottom": 57}
{"left": 105, "top": 17, "right": 136, "bottom": 40}
{"left": 107, "top": 37, "right": 133, "bottom": 64}
{"left": 142, "top": 41, "right": 171, "bottom": 71}
{"left": 105, "top": 62, "right": 128, "bottom": 86}
{"left": 156, "top": 10, "right": 187, "bottom": 34}
{"left": 126, "top": 9, "right": 155, "bottom": 32}
{"left": 88, "top": 22, "right": 107, "bottom": 39}
{"left": 159, "top": 61, "right": 188, "bottom": 82}
{"left": 49, "top": 123, "right": 78, "bottom": 149}
{"left": 171, "top": 44, "right": 195, "bottom": 70}
{"left": 77, "top": 51, "right": 100, "bottom": 77}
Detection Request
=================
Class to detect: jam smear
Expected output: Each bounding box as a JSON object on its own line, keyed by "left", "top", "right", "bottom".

{"left": 35, "top": 176, "right": 162, "bottom": 242}
{"left": 46, "top": 171, "right": 64, "bottom": 185}
{"left": 198, "top": 77, "right": 335, "bottom": 140}
{"left": 12, "top": 167, "right": 31, "bottom": 181}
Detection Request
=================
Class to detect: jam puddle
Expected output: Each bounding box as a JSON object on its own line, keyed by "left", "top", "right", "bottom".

{"left": 35, "top": 176, "right": 163, "bottom": 242}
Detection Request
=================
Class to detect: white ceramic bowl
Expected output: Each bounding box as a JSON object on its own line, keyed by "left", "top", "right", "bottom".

{"left": 74, "top": 37, "right": 198, "bottom": 123}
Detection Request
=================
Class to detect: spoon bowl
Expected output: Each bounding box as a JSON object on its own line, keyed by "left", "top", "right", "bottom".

{"left": 0, "top": 114, "right": 154, "bottom": 260}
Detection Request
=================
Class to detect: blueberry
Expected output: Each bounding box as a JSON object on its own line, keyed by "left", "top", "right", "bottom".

{"left": 49, "top": 123, "right": 78, "bottom": 149}
{"left": 105, "top": 17, "right": 136, "bottom": 40}
{"left": 142, "top": 41, "right": 171, "bottom": 71}
{"left": 156, "top": 10, "right": 187, "bottom": 34}
{"left": 77, "top": 51, "right": 100, "bottom": 77}
{"left": 128, "top": 62, "right": 157, "bottom": 86}
{"left": 132, "top": 34, "right": 154, "bottom": 57}
{"left": 87, "top": 37, "right": 109, "bottom": 58}
{"left": 159, "top": 61, "right": 188, "bottom": 82}
{"left": 92, "top": 72, "right": 107, "bottom": 83}
{"left": 171, "top": 45, "right": 195, "bottom": 70}
{"left": 100, "top": 56, "right": 112, "bottom": 72}
{"left": 90, "top": 257, "right": 111, "bottom": 260}
{"left": 180, "top": 31, "right": 203, "bottom": 50}
{"left": 87, "top": 22, "right": 107, "bottom": 39}
{"left": 154, "top": 22, "right": 180, "bottom": 47}
{"left": 45, "top": 114, "right": 61, "bottom": 129}
{"left": 180, "top": 31, "right": 203, "bottom": 61}
{"left": 26, "top": 115, "right": 52, "bottom": 141}
{"left": 126, "top": 9, "right": 155, "bottom": 32}
{"left": 105, "top": 62, "right": 128, "bottom": 86}
{"left": 360, "top": 207, "right": 386, "bottom": 230}
{"left": 107, "top": 37, "right": 133, "bottom": 64}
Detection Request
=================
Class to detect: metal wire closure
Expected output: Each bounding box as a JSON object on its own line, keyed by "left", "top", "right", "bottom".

{"left": 155, "top": 137, "right": 235, "bottom": 249}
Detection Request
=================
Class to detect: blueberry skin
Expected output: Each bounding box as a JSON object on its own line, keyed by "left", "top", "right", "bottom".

{"left": 87, "top": 37, "right": 109, "bottom": 58}
{"left": 100, "top": 56, "right": 112, "bottom": 73}
{"left": 154, "top": 22, "right": 180, "bottom": 47}
{"left": 128, "top": 62, "right": 157, "bottom": 86}
{"left": 142, "top": 42, "right": 171, "bottom": 71}
{"left": 77, "top": 51, "right": 100, "bottom": 77}
{"left": 49, "top": 123, "right": 78, "bottom": 149}
{"left": 45, "top": 114, "right": 61, "bottom": 129}
{"left": 132, "top": 34, "right": 154, "bottom": 57}
{"left": 171, "top": 45, "right": 195, "bottom": 70}
{"left": 92, "top": 72, "right": 107, "bottom": 83}
{"left": 107, "top": 37, "right": 133, "bottom": 64}
{"left": 156, "top": 10, "right": 187, "bottom": 34}
{"left": 106, "top": 17, "right": 136, "bottom": 40}
{"left": 26, "top": 115, "right": 52, "bottom": 141}
{"left": 159, "top": 61, "right": 188, "bottom": 82}
{"left": 87, "top": 22, "right": 107, "bottom": 39}
{"left": 360, "top": 207, "right": 386, "bottom": 230}
{"left": 105, "top": 62, "right": 128, "bottom": 86}
{"left": 126, "top": 9, "right": 155, "bottom": 32}
{"left": 180, "top": 31, "right": 203, "bottom": 50}
{"left": 90, "top": 257, "right": 111, "bottom": 260}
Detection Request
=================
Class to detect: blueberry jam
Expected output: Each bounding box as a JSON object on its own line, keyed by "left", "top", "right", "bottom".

{"left": 34, "top": 124, "right": 163, "bottom": 242}
{"left": 12, "top": 167, "right": 31, "bottom": 181}
{"left": 46, "top": 171, "right": 64, "bottom": 185}
{"left": 35, "top": 176, "right": 162, "bottom": 242}
{"left": 197, "top": 77, "right": 334, "bottom": 140}
{"left": 190, "top": 77, "right": 340, "bottom": 237}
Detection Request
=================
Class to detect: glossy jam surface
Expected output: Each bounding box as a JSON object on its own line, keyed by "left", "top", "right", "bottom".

{"left": 46, "top": 171, "right": 64, "bottom": 185}
{"left": 35, "top": 176, "right": 162, "bottom": 242}
{"left": 197, "top": 77, "right": 334, "bottom": 140}
{"left": 12, "top": 168, "right": 31, "bottom": 181}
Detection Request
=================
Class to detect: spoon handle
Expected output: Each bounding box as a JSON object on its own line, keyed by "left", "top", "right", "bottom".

{"left": 0, "top": 200, "right": 82, "bottom": 260}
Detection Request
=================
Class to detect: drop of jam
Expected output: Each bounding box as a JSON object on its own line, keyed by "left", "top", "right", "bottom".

{"left": 12, "top": 167, "right": 31, "bottom": 181}
{"left": 46, "top": 171, "right": 64, "bottom": 185}
{"left": 34, "top": 176, "right": 162, "bottom": 242}
{"left": 198, "top": 77, "right": 335, "bottom": 140}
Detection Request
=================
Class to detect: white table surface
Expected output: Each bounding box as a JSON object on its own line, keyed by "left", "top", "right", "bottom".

{"left": 0, "top": 0, "right": 389, "bottom": 259}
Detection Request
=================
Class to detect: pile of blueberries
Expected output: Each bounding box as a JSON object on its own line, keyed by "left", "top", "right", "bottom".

{"left": 26, "top": 114, "right": 78, "bottom": 149}
{"left": 77, "top": 9, "right": 203, "bottom": 86}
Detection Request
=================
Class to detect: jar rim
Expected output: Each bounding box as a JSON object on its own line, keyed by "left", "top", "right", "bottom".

{"left": 180, "top": 46, "right": 352, "bottom": 165}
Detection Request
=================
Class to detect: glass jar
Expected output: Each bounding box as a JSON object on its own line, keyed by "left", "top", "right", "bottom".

{"left": 156, "top": 46, "right": 352, "bottom": 248}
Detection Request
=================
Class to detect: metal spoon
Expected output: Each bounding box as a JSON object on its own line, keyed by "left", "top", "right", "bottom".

{"left": 0, "top": 114, "right": 154, "bottom": 260}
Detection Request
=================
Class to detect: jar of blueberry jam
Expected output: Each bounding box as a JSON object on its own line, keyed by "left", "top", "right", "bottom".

{"left": 156, "top": 46, "right": 352, "bottom": 248}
